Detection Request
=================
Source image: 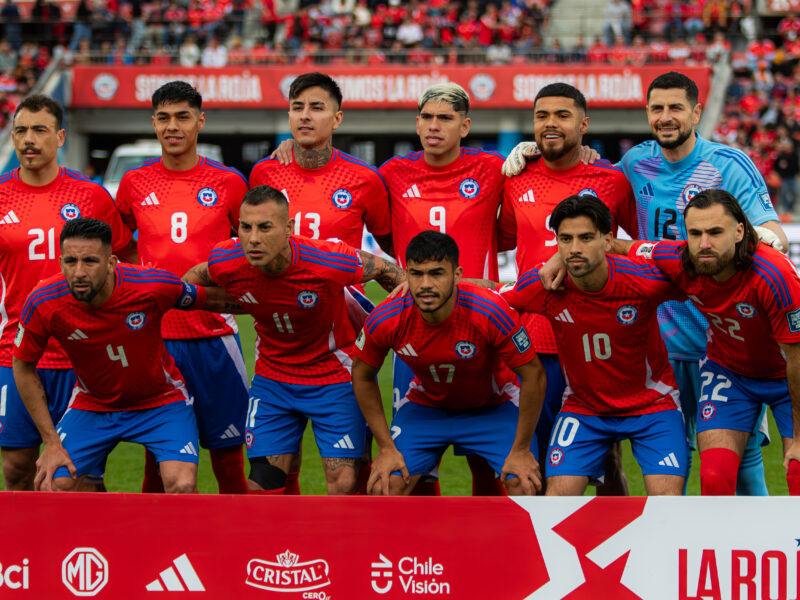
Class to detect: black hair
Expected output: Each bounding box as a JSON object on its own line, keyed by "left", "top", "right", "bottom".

{"left": 289, "top": 72, "right": 343, "bottom": 110}
{"left": 405, "top": 230, "right": 459, "bottom": 267}
{"left": 242, "top": 185, "right": 289, "bottom": 211}
{"left": 151, "top": 80, "right": 202, "bottom": 111}
{"left": 534, "top": 83, "right": 587, "bottom": 113}
{"left": 647, "top": 71, "right": 699, "bottom": 105}
{"left": 13, "top": 94, "right": 63, "bottom": 128}
{"left": 549, "top": 194, "right": 612, "bottom": 235}
{"left": 60, "top": 217, "right": 112, "bottom": 247}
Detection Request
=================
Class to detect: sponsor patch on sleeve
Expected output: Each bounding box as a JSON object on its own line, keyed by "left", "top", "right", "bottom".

{"left": 635, "top": 243, "right": 655, "bottom": 258}
{"left": 176, "top": 282, "right": 198, "bottom": 309}
{"left": 512, "top": 326, "right": 531, "bottom": 353}
{"left": 499, "top": 282, "right": 516, "bottom": 293}
{"left": 787, "top": 308, "right": 800, "bottom": 333}
{"left": 759, "top": 191, "right": 774, "bottom": 212}
{"left": 14, "top": 324, "right": 24, "bottom": 347}
{"left": 355, "top": 328, "right": 366, "bottom": 350}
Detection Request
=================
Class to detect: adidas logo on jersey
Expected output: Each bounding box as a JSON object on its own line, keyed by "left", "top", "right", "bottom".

{"left": 145, "top": 554, "right": 205, "bottom": 592}
{"left": 219, "top": 424, "right": 241, "bottom": 440}
{"left": 67, "top": 329, "right": 88, "bottom": 341}
{"left": 141, "top": 192, "right": 160, "bottom": 206}
{"left": 238, "top": 292, "right": 258, "bottom": 304}
{"left": 658, "top": 453, "right": 680, "bottom": 468}
{"left": 554, "top": 309, "right": 574, "bottom": 323}
{"left": 179, "top": 442, "right": 198, "bottom": 456}
{"left": 517, "top": 190, "right": 535, "bottom": 203}
{"left": 396, "top": 344, "right": 418, "bottom": 357}
{"left": 333, "top": 435, "right": 355, "bottom": 450}
{"left": 0, "top": 210, "right": 20, "bottom": 225}
{"left": 402, "top": 184, "right": 421, "bottom": 198}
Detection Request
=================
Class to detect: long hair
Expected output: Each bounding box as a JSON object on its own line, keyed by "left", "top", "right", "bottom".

{"left": 680, "top": 189, "right": 758, "bottom": 276}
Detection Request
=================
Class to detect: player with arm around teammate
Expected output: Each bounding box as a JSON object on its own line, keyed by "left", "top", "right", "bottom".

{"left": 620, "top": 189, "right": 800, "bottom": 495}
{"left": 499, "top": 195, "right": 688, "bottom": 495}
{"left": 0, "top": 94, "right": 135, "bottom": 491}
{"left": 184, "top": 185, "right": 406, "bottom": 495}
{"left": 12, "top": 218, "right": 239, "bottom": 492}
{"left": 352, "top": 230, "right": 546, "bottom": 496}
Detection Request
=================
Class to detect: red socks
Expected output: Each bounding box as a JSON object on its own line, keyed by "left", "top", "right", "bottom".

{"left": 467, "top": 455, "right": 507, "bottom": 496}
{"left": 284, "top": 471, "right": 301, "bottom": 495}
{"left": 787, "top": 460, "right": 800, "bottom": 495}
{"left": 142, "top": 449, "right": 165, "bottom": 493}
{"left": 700, "top": 448, "right": 740, "bottom": 495}
{"left": 210, "top": 446, "right": 248, "bottom": 494}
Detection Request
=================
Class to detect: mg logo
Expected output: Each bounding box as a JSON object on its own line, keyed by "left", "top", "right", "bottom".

{"left": 62, "top": 548, "right": 108, "bottom": 596}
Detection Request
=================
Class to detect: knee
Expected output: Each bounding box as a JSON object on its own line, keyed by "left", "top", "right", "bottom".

{"left": 248, "top": 458, "right": 287, "bottom": 491}
{"left": 504, "top": 477, "right": 526, "bottom": 496}
{"left": 164, "top": 475, "right": 197, "bottom": 494}
{"left": 2, "top": 455, "right": 36, "bottom": 490}
{"left": 700, "top": 448, "right": 740, "bottom": 495}
{"left": 325, "top": 464, "right": 358, "bottom": 495}
{"left": 52, "top": 476, "right": 80, "bottom": 492}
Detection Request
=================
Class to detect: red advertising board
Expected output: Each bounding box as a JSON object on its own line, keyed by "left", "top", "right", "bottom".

{"left": 70, "top": 65, "right": 712, "bottom": 111}
{"left": 2, "top": 493, "right": 799, "bottom": 599}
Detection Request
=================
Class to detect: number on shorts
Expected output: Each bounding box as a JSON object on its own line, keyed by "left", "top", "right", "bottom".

{"left": 107, "top": 344, "right": 129, "bottom": 367}
{"left": 699, "top": 371, "right": 732, "bottom": 403}
{"left": 0, "top": 384, "right": 6, "bottom": 417}
{"left": 294, "top": 212, "right": 321, "bottom": 239}
{"left": 429, "top": 206, "right": 446, "bottom": 233}
{"left": 549, "top": 415, "right": 580, "bottom": 447}
{"left": 391, "top": 425, "right": 402, "bottom": 440}
{"left": 171, "top": 212, "right": 188, "bottom": 243}
{"left": 428, "top": 364, "right": 455, "bottom": 383}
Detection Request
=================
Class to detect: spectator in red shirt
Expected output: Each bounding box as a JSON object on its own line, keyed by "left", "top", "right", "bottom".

{"left": 779, "top": 12, "right": 800, "bottom": 42}
{"left": 586, "top": 35, "right": 608, "bottom": 62}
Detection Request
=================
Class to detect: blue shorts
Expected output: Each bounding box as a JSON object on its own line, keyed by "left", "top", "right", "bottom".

{"left": 165, "top": 335, "right": 249, "bottom": 449}
{"left": 392, "top": 355, "right": 415, "bottom": 418}
{"left": 390, "top": 400, "right": 537, "bottom": 477}
{"left": 536, "top": 353, "right": 566, "bottom": 462}
{"left": 245, "top": 375, "right": 365, "bottom": 459}
{"left": 54, "top": 399, "right": 200, "bottom": 479}
{"left": 545, "top": 410, "right": 688, "bottom": 480}
{"left": 697, "top": 357, "right": 792, "bottom": 440}
{"left": 0, "top": 366, "right": 76, "bottom": 448}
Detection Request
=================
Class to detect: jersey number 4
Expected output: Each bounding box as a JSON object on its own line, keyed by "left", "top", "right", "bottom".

{"left": 107, "top": 344, "right": 129, "bottom": 367}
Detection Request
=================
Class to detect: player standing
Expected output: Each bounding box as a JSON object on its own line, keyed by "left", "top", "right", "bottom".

{"left": 184, "top": 185, "right": 406, "bottom": 495}
{"left": 12, "top": 218, "right": 236, "bottom": 492}
{"left": 0, "top": 95, "right": 134, "bottom": 491}
{"left": 379, "top": 82, "right": 508, "bottom": 496}
{"left": 352, "top": 230, "right": 546, "bottom": 496}
{"left": 498, "top": 83, "right": 638, "bottom": 493}
{"left": 621, "top": 190, "right": 800, "bottom": 495}
{"left": 507, "top": 72, "right": 788, "bottom": 494}
{"left": 115, "top": 81, "right": 250, "bottom": 495}
{"left": 500, "top": 195, "right": 687, "bottom": 495}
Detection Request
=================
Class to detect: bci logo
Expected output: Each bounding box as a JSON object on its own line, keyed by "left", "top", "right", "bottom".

{"left": 0, "top": 559, "right": 29, "bottom": 590}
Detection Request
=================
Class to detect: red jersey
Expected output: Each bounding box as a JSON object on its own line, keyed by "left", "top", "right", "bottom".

{"left": 15, "top": 264, "right": 207, "bottom": 411}
{"left": 0, "top": 167, "right": 132, "bottom": 369}
{"left": 500, "top": 256, "right": 682, "bottom": 416}
{"left": 380, "top": 148, "right": 505, "bottom": 279}
{"left": 636, "top": 241, "right": 800, "bottom": 379}
{"left": 356, "top": 283, "right": 535, "bottom": 409}
{"left": 115, "top": 156, "right": 248, "bottom": 340}
{"left": 248, "top": 148, "right": 391, "bottom": 250}
{"left": 208, "top": 236, "right": 364, "bottom": 385}
{"left": 499, "top": 158, "right": 638, "bottom": 353}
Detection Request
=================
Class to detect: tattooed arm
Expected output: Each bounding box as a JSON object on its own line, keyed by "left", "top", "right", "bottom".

{"left": 183, "top": 262, "right": 245, "bottom": 314}
{"left": 13, "top": 356, "right": 75, "bottom": 489}
{"left": 357, "top": 250, "right": 406, "bottom": 292}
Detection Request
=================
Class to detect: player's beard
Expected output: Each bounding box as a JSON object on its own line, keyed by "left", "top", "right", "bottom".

{"left": 68, "top": 280, "right": 101, "bottom": 303}
{"left": 538, "top": 134, "right": 578, "bottom": 162}
{"left": 414, "top": 285, "right": 454, "bottom": 314}
{"left": 565, "top": 256, "right": 593, "bottom": 278}
{"left": 690, "top": 247, "right": 734, "bottom": 276}
{"left": 654, "top": 123, "right": 692, "bottom": 150}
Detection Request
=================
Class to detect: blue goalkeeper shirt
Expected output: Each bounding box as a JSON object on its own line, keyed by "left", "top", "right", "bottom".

{"left": 620, "top": 133, "right": 778, "bottom": 361}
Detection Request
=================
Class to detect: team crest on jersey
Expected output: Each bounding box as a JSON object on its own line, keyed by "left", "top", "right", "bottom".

{"left": 549, "top": 447, "right": 564, "bottom": 466}
{"left": 736, "top": 302, "right": 756, "bottom": 318}
{"left": 455, "top": 341, "right": 477, "bottom": 359}
{"left": 125, "top": 311, "right": 147, "bottom": 330}
{"left": 459, "top": 178, "right": 480, "bottom": 199}
{"left": 578, "top": 188, "right": 598, "bottom": 198}
{"left": 616, "top": 305, "right": 638, "bottom": 325}
{"left": 60, "top": 203, "right": 81, "bottom": 221}
{"left": 197, "top": 187, "right": 219, "bottom": 207}
{"left": 512, "top": 326, "right": 531, "bottom": 353}
{"left": 331, "top": 189, "right": 353, "bottom": 209}
{"left": 245, "top": 430, "right": 254, "bottom": 448}
{"left": 759, "top": 191, "right": 773, "bottom": 211}
{"left": 680, "top": 184, "right": 704, "bottom": 209}
{"left": 788, "top": 308, "right": 800, "bottom": 333}
{"left": 297, "top": 290, "right": 319, "bottom": 309}
{"left": 700, "top": 402, "right": 716, "bottom": 421}
{"left": 14, "top": 324, "right": 23, "bottom": 347}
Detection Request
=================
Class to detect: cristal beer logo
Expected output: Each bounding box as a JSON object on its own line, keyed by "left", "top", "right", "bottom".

{"left": 246, "top": 549, "right": 330, "bottom": 592}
